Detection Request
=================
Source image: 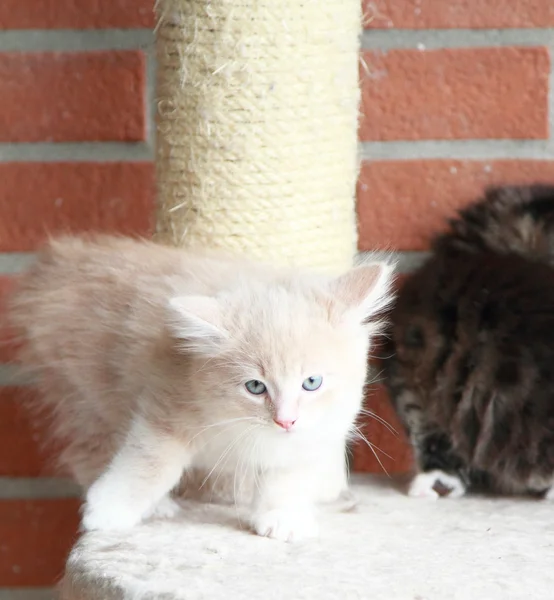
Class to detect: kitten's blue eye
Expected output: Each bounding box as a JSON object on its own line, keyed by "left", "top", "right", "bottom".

{"left": 302, "top": 376, "right": 323, "bottom": 391}
{"left": 245, "top": 380, "right": 267, "bottom": 395}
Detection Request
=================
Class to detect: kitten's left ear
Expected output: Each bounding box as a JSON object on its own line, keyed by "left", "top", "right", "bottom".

{"left": 167, "top": 295, "right": 227, "bottom": 352}
{"left": 330, "top": 262, "right": 395, "bottom": 323}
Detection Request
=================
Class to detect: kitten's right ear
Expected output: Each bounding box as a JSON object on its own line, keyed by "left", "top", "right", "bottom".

{"left": 330, "top": 261, "right": 395, "bottom": 323}
{"left": 167, "top": 295, "right": 227, "bottom": 353}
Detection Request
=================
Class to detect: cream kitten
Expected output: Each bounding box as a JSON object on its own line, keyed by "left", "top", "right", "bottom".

{"left": 10, "top": 235, "right": 394, "bottom": 542}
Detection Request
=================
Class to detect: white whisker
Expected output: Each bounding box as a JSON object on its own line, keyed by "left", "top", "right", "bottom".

{"left": 351, "top": 426, "right": 392, "bottom": 477}
{"left": 357, "top": 408, "right": 398, "bottom": 436}
{"left": 233, "top": 425, "right": 261, "bottom": 524}
{"left": 200, "top": 424, "right": 256, "bottom": 490}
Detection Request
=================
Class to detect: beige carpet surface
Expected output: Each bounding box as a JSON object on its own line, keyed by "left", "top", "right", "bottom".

{"left": 60, "top": 475, "right": 553, "bottom": 600}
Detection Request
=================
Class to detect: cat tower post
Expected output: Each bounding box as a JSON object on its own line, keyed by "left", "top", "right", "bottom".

{"left": 152, "top": 0, "right": 360, "bottom": 271}
{"left": 60, "top": 0, "right": 361, "bottom": 597}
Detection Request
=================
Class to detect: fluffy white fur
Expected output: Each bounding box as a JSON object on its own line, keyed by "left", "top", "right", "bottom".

{"left": 11, "top": 236, "right": 394, "bottom": 542}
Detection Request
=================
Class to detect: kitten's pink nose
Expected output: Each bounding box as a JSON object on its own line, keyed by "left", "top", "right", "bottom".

{"left": 273, "top": 418, "right": 296, "bottom": 431}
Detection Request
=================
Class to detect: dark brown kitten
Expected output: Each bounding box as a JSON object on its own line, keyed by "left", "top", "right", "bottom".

{"left": 384, "top": 185, "right": 554, "bottom": 499}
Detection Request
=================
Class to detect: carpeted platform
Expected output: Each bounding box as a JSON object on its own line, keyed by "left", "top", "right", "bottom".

{"left": 60, "top": 474, "right": 553, "bottom": 600}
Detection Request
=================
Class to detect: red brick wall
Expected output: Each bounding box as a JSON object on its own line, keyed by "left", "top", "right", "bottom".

{"left": 0, "top": 0, "right": 552, "bottom": 591}
{"left": 353, "top": 0, "right": 554, "bottom": 476}
{"left": 0, "top": 2, "right": 155, "bottom": 593}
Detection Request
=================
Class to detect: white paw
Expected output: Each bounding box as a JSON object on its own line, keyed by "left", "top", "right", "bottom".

{"left": 82, "top": 500, "right": 142, "bottom": 531}
{"left": 545, "top": 487, "right": 554, "bottom": 500}
{"left": 408, "top": 473, "right": 440, "bottom": 500}
{"left": 82, "top": 481, "right": 144, "bottom": 531}
{"left": 253, "top": 509, "right": 319, "bottom": 542}
{"left": 408, "top": 470, "right": 466, "bottom": 499}
{"left": 336, "top": 488, "right": 358, "bottom": 512}
{"left": 145, "top": 496, "right": 182, "bottom": 520}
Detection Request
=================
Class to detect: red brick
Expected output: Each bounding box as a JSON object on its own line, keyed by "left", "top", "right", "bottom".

{"left": 0, "top": 277, "right": 19, "bottom": 363}
{"left": 0, "top": 387, "right": 58, "bottom": 477}
{"left": 360, "top": 47, "right": 549, "bottom": 141}
{"left": 0, "top": 498, "right": 80, "bottom": 586}
{"left": 0, "top": 162, "right": 155, "bottom": 252}
{"left": 364, "top": 0, "right": 554, "bottom": 29}
{"left": 0, "top": 0, "right": 154, "bottom": 29}
{"left": 352, "top": 384, "right": 413, "bottom": 474}
{"left": 357, "top": 160, "right": 554, "bottom": 251}
{"left": 0, "top": 52, "right": 146, "bottom": 142}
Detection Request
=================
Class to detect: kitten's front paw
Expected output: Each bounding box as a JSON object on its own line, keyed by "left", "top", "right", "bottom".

{"left": 323, "top": 488, "right": 358, "bottom": 513}
{"left": 82, "top": 482, "right": 144, "bottom": 531}
{"left": 82, "top": 500, "right": 142, "bottom": 531}
{"left": 253, "top": 509, "right": 319, "bottom": 543}
{"left": 144, "top": 496, "right": 182, "bottom": 520}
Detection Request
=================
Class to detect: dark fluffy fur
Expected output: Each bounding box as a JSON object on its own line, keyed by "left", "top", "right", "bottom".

{"left": 384, "top": 185, "right": 554, "bottom": 497}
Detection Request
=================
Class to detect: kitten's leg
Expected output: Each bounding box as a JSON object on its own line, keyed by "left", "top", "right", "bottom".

{"left": 316, "top": 449, "right": 349, "bottom": 502}
{"left": 144, "top": 495, "right": 182, "bottom": 520}
{"left": 544, "top": 487, "right": 554, "bottom": 500}
{"left": 82, "top": 417, "right": 191, "bottom": 531}
{"left": 252, "top": 465, "right": 319, "bottom": 542}
{"left": 408, "top": 470, "right": 466, "bottom": 499}
{"left": 314, "top": 448, "right": 358, "bottom": 511}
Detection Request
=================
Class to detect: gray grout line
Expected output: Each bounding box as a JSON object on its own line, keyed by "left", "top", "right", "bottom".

{"left": 360, "top": 140, "right": 554, "bottom": 161}
{"left": 361, "top": 28, "right": 554, "bottom": 50}
{"left": 0, "top": 477, "right": 81, "bottom": 500}
{"left": 0, "top": 365, "right": 33, "bottom": 386}
{"left": 2, "top": 139, "right": 553, "bottom": 163}
{"left": 146, "top": 46, "right": 158, "bottom": 153}
{"left": 0, "top": 27, "right": 550, "bottom": 53}
{"left": 0, "top": 253, "right": 36, "bottom": 274}
{"left": 0, "top": 252, "right": 426, "bottom": 276}
{"left": 359, "top": 251, "right": 428, "bottom": 273}
{"left": 0, "top": 142, "right": 154, "bottom": 162}
{"left": 0, "top": 590, "right": 56, "bottom": 600}
{"left": 0, "top": 28, "right": 153, "bottom": 52}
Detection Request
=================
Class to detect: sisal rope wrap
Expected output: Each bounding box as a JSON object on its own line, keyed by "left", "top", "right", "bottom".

{"left": 154, "top": 0, "right": 361, "bottom": 271}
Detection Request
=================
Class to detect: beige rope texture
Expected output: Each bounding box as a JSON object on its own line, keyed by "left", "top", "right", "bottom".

{"left": 154, "top": 0, "right": 361, "bottom": 272}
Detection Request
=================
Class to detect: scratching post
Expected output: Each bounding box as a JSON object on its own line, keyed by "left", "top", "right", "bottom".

{"left": 153, "top": 0, "right": 361, "bottom": 271}
{"left": 60, "top": 1, "right": 362, "bottom": 597}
